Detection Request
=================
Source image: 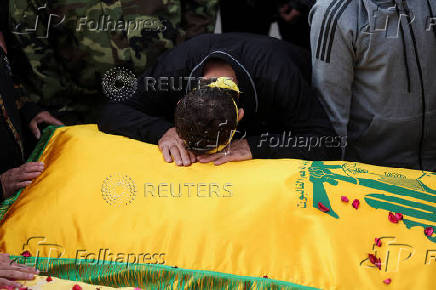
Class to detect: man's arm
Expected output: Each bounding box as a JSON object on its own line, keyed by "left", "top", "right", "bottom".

{"left": 98, "top": 68, "right": 175, "bottom": 144}
{"left": 198, "top": 69, "right": 342, "bottom": 165}
{"left": 98, "top": 102, "right": 173, "bottom": 145}
{"left": 246, "top": 83, "right": 342, "bottom": 161}
{"left": 98, "top": 76, "right": 197, "bottom": 166}
{"left": 309, "top": 0, "right": 355, "bottom": 145}
{"left": 181, "top": 0, "right": 218, "bottom": 39}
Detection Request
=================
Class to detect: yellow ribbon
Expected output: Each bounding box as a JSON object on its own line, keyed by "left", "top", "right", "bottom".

{"left": 204, "top": 77, "right": 240, "bottom": 154}
{"left": 206, "top": 77, "right": 240, "bottom": 94}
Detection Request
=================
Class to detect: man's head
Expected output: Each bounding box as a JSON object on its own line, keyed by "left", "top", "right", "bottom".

{"left": 175, "top": 78, "right": 244, "bottom": 154}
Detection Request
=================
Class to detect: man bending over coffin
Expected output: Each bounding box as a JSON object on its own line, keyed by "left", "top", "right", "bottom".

{"left": 98, "top": 33, "right": 341, "bottom": 166}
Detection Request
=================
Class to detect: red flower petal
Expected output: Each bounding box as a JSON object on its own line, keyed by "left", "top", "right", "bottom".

{"left": 368, "top": 254, "right": 382, "bottom": 270}
{"left": 424, "top": 227, "right": 434, "bottom": 237}
{"left": 46, "top": 276, "right": 53, "bottom": 282}
{"left": 263, "top": 275, "right": 269, "bottom": 279}
{"left": 376, "top": 258, "right": 382, "bottom": 270}
{"left": 341, "top": 196, "right": 349, "bottom": 202}
{"left": 375, "top": 238, "right": 382, "bottom": 247}
{"left": 368, "top": 253, "right": 377, "bottom": 264}
{"left": 395, "top": 213, "right": 403, "bottom": 221}
{"left": 72, "top": 285, "right": 82, "bottom": 290}
{"left": 352, "top": 199, "right": 360, "bottom": 209}
{"left": 383, "top": 278, "right": 392, "bottom": 285}
{"left": 388, "top": 212, "right": 399, "bottom": 223}
{"left": 21, "top": 250, "right": 31, "bottom": 257}
{"left": 318, "top": 202, "right": 330, "bottom": 213}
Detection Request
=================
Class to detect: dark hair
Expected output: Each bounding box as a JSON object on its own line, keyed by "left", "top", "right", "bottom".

{"left": 175, "top": 79, "right": 239, "bottom": 154}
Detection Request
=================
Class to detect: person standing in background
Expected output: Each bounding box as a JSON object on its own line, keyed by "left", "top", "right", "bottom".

{"left": 0, "top": 16, "right": 63, "bottom": 201}
{"left": 3, "top": 0, "right": 218, "bottom": 124}
{"left": 310, "top": 0, "right": 436, "bottom": 171}
{"left": 219, "top": 0, "right": 315, "bottom": 49}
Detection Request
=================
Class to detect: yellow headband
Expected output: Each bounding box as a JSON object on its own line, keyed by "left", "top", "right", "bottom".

{"left": 206, "top": 77, "right": 240, "bottom": 93}
{"left": 205, "top": 77, "right": 240, "bottom": 154}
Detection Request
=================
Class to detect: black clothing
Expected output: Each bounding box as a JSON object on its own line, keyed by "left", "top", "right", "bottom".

{"left": 0, "top": 0, "right": 7, "bottom": 32}
{"left": 219, "top": 0, "right": 314, "bottom": 50}
{"left": 99, "top": 33, "right": 340, "bottom": 161}
{"left": 0, "top": 48, "right": 41, "bottom": 200}
{"left": 219, "top": 1, "right": 275, "bottom": 36}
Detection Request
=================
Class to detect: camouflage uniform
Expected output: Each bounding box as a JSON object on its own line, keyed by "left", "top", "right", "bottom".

{"left": 6, "top": 0, "right": 218, "bottom": 123}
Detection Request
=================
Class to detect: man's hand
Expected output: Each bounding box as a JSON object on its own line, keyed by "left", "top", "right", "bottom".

{"left": 197, "top": 139, "right": 252, "bottom": 166}
{"left": 0, "top": 162, "right": 44, "bottom": 199}
{"left": 29, "top": 111, "right": 64, "bottom": 139}
{"left": 0, "top": 253, "right": 39, "bottom": 289}
{"left": 158, "top": 128, "right": 196, "bottom": 167}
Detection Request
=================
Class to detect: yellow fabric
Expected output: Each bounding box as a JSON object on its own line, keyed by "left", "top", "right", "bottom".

{"left": 6, "top": 276, "right": 136, "bottom": 290}
{"left": 0, "top": 125, "right": 435, "bottom": 289}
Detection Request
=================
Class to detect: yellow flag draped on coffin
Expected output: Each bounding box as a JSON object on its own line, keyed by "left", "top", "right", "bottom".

{"left": 0, "top": 125, "right": 435, "bottom": 289}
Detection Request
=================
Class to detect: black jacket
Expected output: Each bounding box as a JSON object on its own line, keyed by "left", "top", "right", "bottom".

{"left": 99, "top": 33, "right": 340, "bottom": 160}
{"left": 0, "top": 48, "right": 41, "bottom": 200}
{"left": 0, "top": 0, "right": 7, "bottom": 32}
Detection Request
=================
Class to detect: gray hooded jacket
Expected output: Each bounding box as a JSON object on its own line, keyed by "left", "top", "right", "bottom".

{"left": 310, "top": 0, "right": 436, "bottom": 171}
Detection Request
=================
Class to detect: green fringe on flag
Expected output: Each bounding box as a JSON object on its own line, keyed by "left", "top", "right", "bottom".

{"left": 10, "top": 256, "right": 317, "bottom": 290}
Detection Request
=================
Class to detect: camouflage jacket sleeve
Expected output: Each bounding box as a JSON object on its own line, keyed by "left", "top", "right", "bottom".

{"left": 181, "top": 0, "right": 218, "bottom": 39}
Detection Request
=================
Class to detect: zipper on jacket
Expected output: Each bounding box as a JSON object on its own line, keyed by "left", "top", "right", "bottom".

{"left": 394, "top": 3, "right": 412, "bottom": 93}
